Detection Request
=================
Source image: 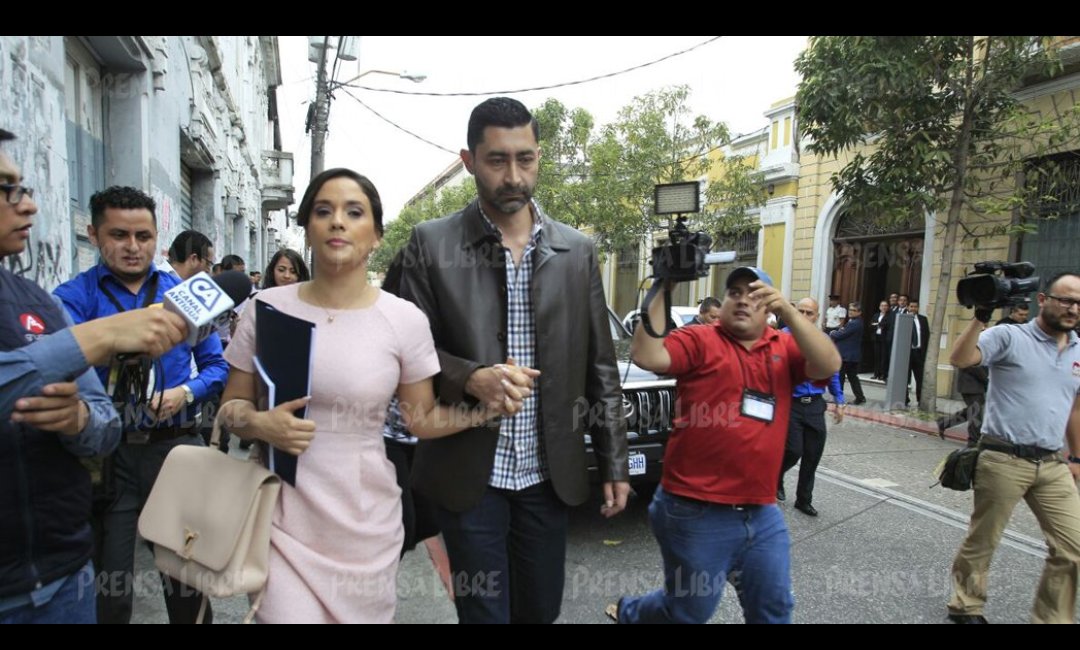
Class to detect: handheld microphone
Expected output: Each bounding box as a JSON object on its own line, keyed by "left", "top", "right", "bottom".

{"left": 163, "top": 271, "right": 252, "bottom": 347}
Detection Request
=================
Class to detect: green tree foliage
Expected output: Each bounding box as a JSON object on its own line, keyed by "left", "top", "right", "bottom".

{"left": 796, "top": 36, "right": 1080, "bottom": 411}
{"left": 535, "top": 87, "right": 764, "bottom": 252}
{"left": 368, "top": 180, "right": 474, "bottom": 275}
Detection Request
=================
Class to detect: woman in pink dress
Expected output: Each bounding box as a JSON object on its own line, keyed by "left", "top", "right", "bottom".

{"left": 218, "top": 169, "right": 525, "bottom": 623}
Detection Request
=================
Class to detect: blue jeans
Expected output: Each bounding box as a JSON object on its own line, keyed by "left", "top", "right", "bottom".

{"left": 0, "top": 561, "right": 96, "bottom": 624}
{"left": 619, "top": 487, "right": 794, "bottom": 624}
{"left": 436, "top": 481, "right": 568, "bottom": 624}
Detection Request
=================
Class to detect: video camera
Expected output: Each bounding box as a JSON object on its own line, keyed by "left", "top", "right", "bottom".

{"left": 649, "top": 217, "right": 734, "bottom": 281}
{"left": 956, "top": 261, "right": 1040, "bottom": 309}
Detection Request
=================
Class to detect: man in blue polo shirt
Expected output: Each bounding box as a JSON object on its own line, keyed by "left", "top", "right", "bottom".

{"left": 946, "top": 271, "right": 1080, "bottom": 624}
{"left": 53, "top": 186, "right": 228, "bottom": 624}
{"left": 613, "top": 267, "right": 841, "bottom": 624}
{"left": 778, "top": 297, "right": 846, "bottom": 517}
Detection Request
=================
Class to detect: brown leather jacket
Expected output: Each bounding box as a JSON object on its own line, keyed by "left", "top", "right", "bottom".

{"left": 395, "top": 200, "right": 628, "bottom": 512}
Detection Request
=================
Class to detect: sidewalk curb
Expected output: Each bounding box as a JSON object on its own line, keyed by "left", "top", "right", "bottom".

{"left": 845, "top": 405, "right": 967, "bottom": 443}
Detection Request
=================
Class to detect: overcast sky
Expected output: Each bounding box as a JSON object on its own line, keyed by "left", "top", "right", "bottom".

{"left": 276, "top": 36, "right": 808, "bottom": 222}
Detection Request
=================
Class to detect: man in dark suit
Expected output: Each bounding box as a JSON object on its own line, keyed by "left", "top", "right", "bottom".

{"left": 831, "top": 302, "right": 866, "bottom": 404}
{"left": 907, "top": 301, "right": 930, "bottom": 406}
{"left": 396, "top": 97, "right": 628, "bottom": 624}
{"left": 936, "top": 365, "right": 988, "bottom": 445}
{"left": 880, "top": 293, "right": 909, "bottom": 380}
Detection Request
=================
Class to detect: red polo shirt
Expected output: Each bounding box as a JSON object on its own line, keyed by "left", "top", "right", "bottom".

{"left": 661, "top": 323, "right": 809, "bottom": 505}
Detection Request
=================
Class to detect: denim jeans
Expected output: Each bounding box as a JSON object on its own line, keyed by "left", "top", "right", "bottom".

{"left": 0, "top": 561, "right": 96, "bottom": 624}
{"left": 619, "top": 487, "right": 793, "bottom": 624}
{"left": 436, "top": 481, "right": 568, "bottom": 624}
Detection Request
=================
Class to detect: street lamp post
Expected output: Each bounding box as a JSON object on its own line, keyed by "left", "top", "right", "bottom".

{"left": 308, "top": 63, "right": 426, "bottom": 178}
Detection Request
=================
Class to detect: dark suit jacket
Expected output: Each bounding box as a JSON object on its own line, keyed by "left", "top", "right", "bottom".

{"left": 911, "top": 314, "right": 930, "bottom": 362}
{"left": 870, "top": 311, "right": 888, "bottom": 340}
{"left": 830, "top": 316, "right": 863, "bottom": 362}
{"left": 881, "top": 309, "right": 899, "bottom": 343}
{"left": 956, "top": 365, "right": 988, "bottom": 395}
{"left": 395, "top": 200, "right": 628, "bottom": 512}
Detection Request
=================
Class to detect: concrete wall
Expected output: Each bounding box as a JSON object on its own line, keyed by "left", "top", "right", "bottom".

{"left": 0, "top": 35, "right": 292, "bottom": 290}
{"left": 0, "top": 36, "right": 73, "bottom": 289}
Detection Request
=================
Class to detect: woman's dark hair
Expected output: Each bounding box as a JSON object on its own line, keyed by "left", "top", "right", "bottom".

{"left": 295, "top": 168, "right": 383, "bottom": 237}
{"left": 262, "top": 248, "right": 310, "bottom": 289}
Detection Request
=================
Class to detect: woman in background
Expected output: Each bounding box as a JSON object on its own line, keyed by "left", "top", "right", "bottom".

{"left": 261, "top": 248, "right": 309, "bottom": 289}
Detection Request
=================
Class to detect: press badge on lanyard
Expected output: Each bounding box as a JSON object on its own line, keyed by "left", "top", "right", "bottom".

{"left": 741, "top": 388, "right": 776, "bottom": 423}
{"left": 735, "top": 345, "right": 776, "bottom": 423}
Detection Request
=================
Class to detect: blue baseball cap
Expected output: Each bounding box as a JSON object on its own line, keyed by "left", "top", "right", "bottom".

{"left": 726, "top": 266, "right": 774, "bottom": 289}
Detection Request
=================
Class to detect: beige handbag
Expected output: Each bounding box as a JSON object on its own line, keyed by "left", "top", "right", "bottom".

{"left": 138, "top": 402, "right": 281, "bottom": 623}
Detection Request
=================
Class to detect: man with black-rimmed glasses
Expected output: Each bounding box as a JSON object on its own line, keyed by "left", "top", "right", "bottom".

{"left": 947, "top": 272, "right": 1080, "bottom": 624}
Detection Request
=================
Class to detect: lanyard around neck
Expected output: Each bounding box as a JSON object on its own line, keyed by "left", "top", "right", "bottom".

{"left": 99, "top": 272, "right": 159, "bottom": 314}
{"left": 731, "top": 336, "right": 775, "bottom": 396}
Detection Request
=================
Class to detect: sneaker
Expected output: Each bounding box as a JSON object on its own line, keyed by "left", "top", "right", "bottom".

{"left": 947, "top": 613, "right": 988, "bottom": 624}
{"left": 604, "top": 601, "right": 620, "bottom": 623}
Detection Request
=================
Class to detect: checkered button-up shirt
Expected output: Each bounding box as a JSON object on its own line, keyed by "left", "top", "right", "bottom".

{"left": 479, "top": 202, "right": 548, "bottom": 490}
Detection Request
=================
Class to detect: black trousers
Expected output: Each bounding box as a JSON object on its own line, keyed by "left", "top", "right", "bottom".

{"left": 779, "top": 398, "right": 828, "bottom": 506}
{"left": 838, "top": 361, "right": 865, "bottom": 401}
{"left": 908, "top": 352, "right": 925, "bottom": 404}
{"left": 873, "top": 339, "right": 886, "bottom": 378}
{"left": 94, "top": 435, "right": 212, "bottom": 624}
{"left": 938, "top": 392, "right": 985, "bottom": 445}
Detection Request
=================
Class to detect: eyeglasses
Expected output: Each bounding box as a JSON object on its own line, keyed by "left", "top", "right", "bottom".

{"left": 1046, "top": 294, "right": 1080, "bottom": 309}
{"left": 0, "top": 183, "right": 34, "bottom": 205}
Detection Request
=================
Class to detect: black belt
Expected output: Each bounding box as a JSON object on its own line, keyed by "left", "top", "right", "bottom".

{"left": 795, "top": 394, "right": 823, "bottom": 404}
{"left": 978, "top": 436, "right": 1059, "bottom": 461}
{"left": 125, "top": 426, "right": 197, "bottom": 445}
{"left": 717, "top": 503, "right": 761, "bottom": 511}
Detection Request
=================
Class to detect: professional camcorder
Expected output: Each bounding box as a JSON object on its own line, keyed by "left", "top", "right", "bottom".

{"left": 649, "top": 217, "right": 733, "bottom": 281}
{"left": 956, "top": 261, "right": 1040, "bottom": 309}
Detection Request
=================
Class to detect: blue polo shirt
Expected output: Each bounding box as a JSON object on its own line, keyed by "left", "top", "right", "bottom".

{"left": 52, "top": 263, "right": 228, "bottom": 431}
{"left": 783, "top": 327, "right": 845, "bottom": 404}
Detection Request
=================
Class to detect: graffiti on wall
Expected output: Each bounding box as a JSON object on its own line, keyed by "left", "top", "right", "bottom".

{"left": 0, "top": 36, "right": 73, "bottom": 290}
{"left": 4, "top": 238, "right": 67, "bottom": 288}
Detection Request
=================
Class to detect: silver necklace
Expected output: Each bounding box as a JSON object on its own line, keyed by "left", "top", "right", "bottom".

{"left": 308, "top": 288, "right": 342, "bottom": 324}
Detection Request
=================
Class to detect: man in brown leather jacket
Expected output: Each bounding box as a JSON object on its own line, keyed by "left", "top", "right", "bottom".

{"left": 396, "top": 97, "right": 629, "bottom": 624}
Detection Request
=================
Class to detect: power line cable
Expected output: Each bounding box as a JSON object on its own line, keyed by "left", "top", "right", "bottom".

{"left": 337, "top": 37, "right": 722, "bottom": 97}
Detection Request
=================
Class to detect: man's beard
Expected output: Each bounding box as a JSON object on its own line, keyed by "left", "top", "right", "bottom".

{"left": 1042, "top": 310, "right": 1078, "bottom": 333}
{"left": 479, "top": 181, "right": 533, "bottom": 215}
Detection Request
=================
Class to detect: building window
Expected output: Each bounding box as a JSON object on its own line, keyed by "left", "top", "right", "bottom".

{"left": 1021, "top": 151, "right": 1080, "bottom": 302}
{"left": 736, "top": 230, "right": 758, "bottom": 261}
{"left": 64, "top": 37, "right": 105, "bottom": 273}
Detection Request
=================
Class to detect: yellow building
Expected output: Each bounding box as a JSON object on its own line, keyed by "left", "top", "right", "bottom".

{"left": 602, "top": 99, "right": 800, "bottom": 321}
{"left": 792, "top": 47, "right": 1080, "bottom": 399}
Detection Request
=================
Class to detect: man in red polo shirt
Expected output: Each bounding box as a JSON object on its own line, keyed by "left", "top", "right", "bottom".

{"left": 610, "top": 267, "right": 841, "bottom": 624}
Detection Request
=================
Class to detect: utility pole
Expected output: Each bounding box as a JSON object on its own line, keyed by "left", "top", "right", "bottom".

{"left": 310, "top": 36, "right": 331, "bottom": 179}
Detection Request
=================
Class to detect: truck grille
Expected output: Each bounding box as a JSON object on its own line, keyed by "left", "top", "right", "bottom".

{"left": 623, "top": 387, "right": 676, "bottom": 439}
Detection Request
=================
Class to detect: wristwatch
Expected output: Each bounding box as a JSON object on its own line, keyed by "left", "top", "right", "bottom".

{"left": 181, "top": 384, "right": 195, "bottom": 406}
{"left": 1068, "top": 455, "right": 1080, "bottom": 465}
